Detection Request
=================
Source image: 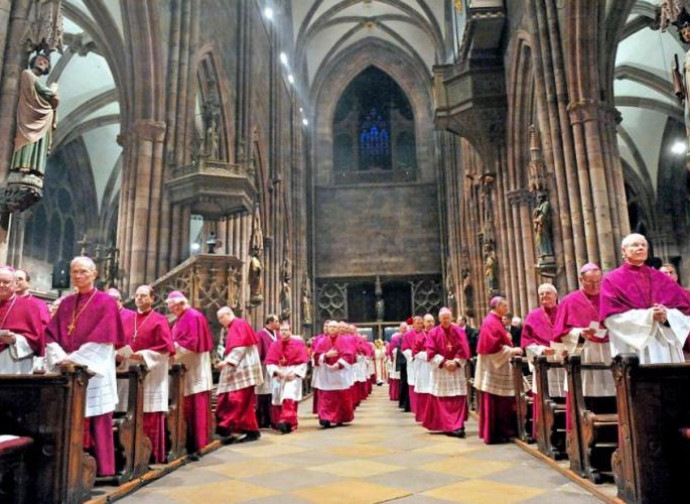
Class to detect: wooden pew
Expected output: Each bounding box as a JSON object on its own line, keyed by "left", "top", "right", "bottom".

{"left": 511, "top": 356, "right": 534, "bottom": 443}
{"left": 0, "top": 365, "right": 96, "bottom": 504}
{"left": 102, "top": 364, "right": 152, "bottom": 485}
{"left": 611, "top": 354, "right": 690, "bottom": 504}
{"left": 534, "top": 356, "right": 567, "bottom": 459}
{"left": 564, "top": 355, "right": 617, "bottom": 483}
{"left": 0, "top": 436, "right": 33, "bottom": 504}
{"left": 166, "top": 364, "right": 187, "bottom": 462}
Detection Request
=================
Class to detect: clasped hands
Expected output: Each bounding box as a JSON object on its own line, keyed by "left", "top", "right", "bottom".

{"left": 652, "top": 304, "right": 668, "bottom": 324}
{"left": 274, "top": 371, "right": 297, "bottom": 381}
{"left": 0, "top": 331, "right": 17, "bottom": 345}
{"left": 443, "top": 360, "right": 458, "bottom": 371}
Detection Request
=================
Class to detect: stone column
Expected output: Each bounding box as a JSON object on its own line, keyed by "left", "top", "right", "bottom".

{"left": 120, "top": 120, "right": 166, "bottom": 291}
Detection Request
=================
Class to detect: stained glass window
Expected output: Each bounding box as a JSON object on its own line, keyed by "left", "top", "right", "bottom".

{"left": 359, "top": 107, "right": 390, "bottom": 170}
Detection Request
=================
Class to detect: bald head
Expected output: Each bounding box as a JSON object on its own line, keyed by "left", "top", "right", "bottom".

{"left": 0, "top": 267, "right": 16, "bottom": 301}
{"left": 217, "top": 306, "right": 235, "bottom": 327}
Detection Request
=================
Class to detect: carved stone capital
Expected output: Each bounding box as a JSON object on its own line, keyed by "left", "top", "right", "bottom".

{"left": 128, "top": 120, "right": 167, "bottom": 143}
{"left": 567, "top": 99, "right": 619, "bottom": 126}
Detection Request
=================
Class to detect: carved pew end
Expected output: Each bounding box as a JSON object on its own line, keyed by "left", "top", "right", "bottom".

{"left": 0, "top": 436, "right": 34, "bottom": 504}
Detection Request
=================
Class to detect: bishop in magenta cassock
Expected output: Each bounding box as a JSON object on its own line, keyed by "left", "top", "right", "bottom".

{"left": 554, "top": 263, "right": 615, "bottom": 397}
{"left": 402, "top": 317, "right": 424, "bottom": 414}
{"left": 413, "top": 314, "right": 435, "bottom": 423}
{"left": 45, "top": 256, "right": 125, "bottom": 476}
{"left": 167, "top": 291, "right": 214, "bottom": 455}
{"left": 423, "top": 307, "right": 471, "bottom": 437}
{"left": 312, "top": 320, "right": 356, "bottom": 428}
{"left": 14, "top": 268, "right": 50, "bottom": 327}
{"left": 265, "top": 322, "right": 309, "bottom": 433}
{"left": 601, "top": 233, "right": 690, "bottom": 364}
{"left": 215, "top": 306, "right": 263, "bottom": 443}
{"left": 386, "top": 322, "right": 406, "bottom": 401}
{"left": 123, "top": 285, "right": 176, "bottom": 463}
{"left": 255, "top": 314, "right": 279, "bottom": 428}
{"left": 111, "top": 287, "right": 139, "bottom": 414}
{"left": 0, "top": 267, "right": 46, "bottom": 374}
{"left": 521, "top": 283, "right": 564, "bottom": 439}
{"left": 474, "top": 297, "right": 522, "bottom": 444}
{"left": 310, "top": 322, "right": 328, "bottom": 414}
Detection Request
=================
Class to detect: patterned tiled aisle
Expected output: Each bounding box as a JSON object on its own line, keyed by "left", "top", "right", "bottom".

{"left": 120, "top": 387, "right": 603, "bottom": 504}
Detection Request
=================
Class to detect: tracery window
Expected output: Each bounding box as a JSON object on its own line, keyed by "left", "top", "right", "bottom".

{"left": 332, "top": 66, "right": 416, "bottom": 183}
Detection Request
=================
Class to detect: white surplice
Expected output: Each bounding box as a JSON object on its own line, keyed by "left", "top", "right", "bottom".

{"left": 0, "top": 335, "right": 35, "bottom": 374}
{"left": 174, "top": 344, "right": 213, "bottom": 396}
{"left": 605, "top": 308, "right": 690, "bottom": 364}
{"left": 316, "top": 354, "right": 353, "bottom": 391}
{"left": 45, "top": 341, "right": 118, "bottom": 417}
{"left": 266, "top": 363, "right": 308, "bottom": 405}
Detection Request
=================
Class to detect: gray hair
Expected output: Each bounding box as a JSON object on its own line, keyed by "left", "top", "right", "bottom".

{"left": 217, "top": 306, "right": 234, "bottom": 318}
{"left": 621, "top": 233, "right": 647, "bottom": 249}
{"left": 537, "top": 283, "right": 557, "bottom": 296}
{"left": 71, "top": 256, "right": 97, "bottom": 271}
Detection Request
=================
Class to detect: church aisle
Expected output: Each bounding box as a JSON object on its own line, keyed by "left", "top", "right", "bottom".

{"left": 120, "top": 387, "right": 603, "bottom": 504}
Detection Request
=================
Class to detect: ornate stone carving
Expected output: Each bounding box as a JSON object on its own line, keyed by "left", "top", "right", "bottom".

{"left": 26, "top": 0, "right": 64, "bottom": 54}
{"left": 483, "top": 241, "right": 498, "bottom": 296}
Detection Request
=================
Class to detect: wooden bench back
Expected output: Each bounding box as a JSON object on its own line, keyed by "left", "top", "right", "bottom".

{"left": 612, "top": 354, "right": 690, "bottom": 504}
{"left": 0, "top": 366, "right": 95, "bottom": 504}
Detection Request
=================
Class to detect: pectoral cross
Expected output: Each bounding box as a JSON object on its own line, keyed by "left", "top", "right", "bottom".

{"left": 279, "top": 356, "right": 287, "bottom": 366}
{"left": 67, "top": 321, "right": 76, "bottom": 336}
{"left": 446, "top": 341, "right": 453, "bottom": 352}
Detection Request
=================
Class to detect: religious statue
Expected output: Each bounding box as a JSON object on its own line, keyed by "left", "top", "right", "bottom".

{"left": 3, "top": 51, "right": 60, "bottom": 212}
{"left": 483, "top": 242, "right": 498, "bottom": 295}
{"left": 462, "top": 268, "right": 475, "bottom": 318}
{"left": 248, "top": 206, "right": 264, "bottom": 306}
{"left": 374, "top": 275, "right": 384, "bottom": 322}
{"left": 280, "top": 256, "right": 292, "bottom": 320}
{"left": 205, "top": 117, "right": 219, "bottom": 159}
{"left": 664, "top": 4, "right": 690, "bottom": 156}
{"left": 248, "top": 250, "right": 263, "bottom": 306}
{"left": 301, "top": 272, "right": 312, "bottom": 326}
{"left": 445, "top": 260, "right": 456, "bottom": 309}
{"left": 533, "top": 191, "right": 555, "bottom": 259}
{"left": 375, "top": 297, "right": 385, "bottom": 322}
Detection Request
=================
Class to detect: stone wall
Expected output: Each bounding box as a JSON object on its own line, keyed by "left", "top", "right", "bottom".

{"left": 315, "top": 182, "right": 440, "bottom": 279}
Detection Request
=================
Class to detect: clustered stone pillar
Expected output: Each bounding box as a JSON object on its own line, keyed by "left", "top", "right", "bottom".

{"left": 117, "top": 120, "right": 166, "bottom": 293}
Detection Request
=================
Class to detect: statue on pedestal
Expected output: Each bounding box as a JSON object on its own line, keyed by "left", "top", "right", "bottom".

{"left": 280, "top": 256, "right": 292, "bottom": 320}
{"left": 248, "top": 206, "right": 264, "bottom": 306}
{"left": 301, "top": 272, "right": 312, "bottom": 326}
{"left": 3, "top": 52, "right": 59, "bottom": 212}
{"left": 483, "top": 242, "right": 498, "bottom": 295}
{"left": 663, "top": 3, "right": 690, "bottom": 164}
{"left": 533, "top": 191, "right": 555, "bottom": 259}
